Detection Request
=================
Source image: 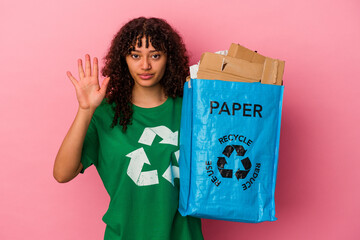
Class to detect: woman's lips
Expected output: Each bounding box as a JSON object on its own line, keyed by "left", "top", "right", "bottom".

{"left": 138, "top": 74, "right": 154, "bottom": 80}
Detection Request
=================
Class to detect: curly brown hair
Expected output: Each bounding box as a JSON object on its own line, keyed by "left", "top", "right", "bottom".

{"left": 102, "top": 17, "right": 189, "bottom": 131}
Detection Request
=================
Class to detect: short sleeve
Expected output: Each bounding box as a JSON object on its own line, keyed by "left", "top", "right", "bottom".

{"left": 80, "top": 116, "right": 99, "bottom": 173}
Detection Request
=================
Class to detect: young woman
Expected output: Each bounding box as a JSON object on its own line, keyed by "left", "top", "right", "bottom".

{"left": 53, "top": 17, "right": 204, "bottom": 240}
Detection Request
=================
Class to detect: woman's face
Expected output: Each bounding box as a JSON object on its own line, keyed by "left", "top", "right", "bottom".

{"left": 126, "top": 37, "right": 167, "bottom": 90}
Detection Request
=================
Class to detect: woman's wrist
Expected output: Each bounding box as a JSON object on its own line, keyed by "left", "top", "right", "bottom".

{"left": 77, "top": 107, "right": 96, "bottom": 122}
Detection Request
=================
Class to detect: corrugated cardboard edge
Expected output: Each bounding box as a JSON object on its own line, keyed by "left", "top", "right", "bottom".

{"left": 261, "top": 58, "right": 285, "bottom": 85}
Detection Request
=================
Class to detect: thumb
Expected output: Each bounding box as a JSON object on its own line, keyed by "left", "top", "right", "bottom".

{"left": 99, "top": 77, "right": 110, "bottom": 96}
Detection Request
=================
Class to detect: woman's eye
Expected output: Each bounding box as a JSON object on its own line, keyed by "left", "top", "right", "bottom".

{"left": 152, "top": 54, "right": 160, "bottom": 59}
{"left": 131, "top": 54, "right": 140, "bottom": 59}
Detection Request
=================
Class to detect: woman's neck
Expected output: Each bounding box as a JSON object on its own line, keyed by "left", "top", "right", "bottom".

{"left": 131, "top": 85, "right": 167, "bottom": 108}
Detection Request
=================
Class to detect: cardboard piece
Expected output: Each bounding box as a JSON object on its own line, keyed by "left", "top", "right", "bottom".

{"left": 196, "top": 43, "right": 285, "bottom": 85}
{"left": 227, "top": 43, "right": 266, "bottom": 64}
{"left": 197, "top": 52, "right": 262, "bottom": 83}
{"left": 227, "top": 43, "right": 285, "bottom": 85}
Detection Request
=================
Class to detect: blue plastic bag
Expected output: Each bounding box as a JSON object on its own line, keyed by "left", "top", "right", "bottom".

{"left": 179, "top": 79, "right": 284, "bottom": 223}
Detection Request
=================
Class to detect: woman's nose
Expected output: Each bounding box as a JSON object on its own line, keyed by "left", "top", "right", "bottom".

{"left": 141, "top": 58, "right": 151, "bottom": 70}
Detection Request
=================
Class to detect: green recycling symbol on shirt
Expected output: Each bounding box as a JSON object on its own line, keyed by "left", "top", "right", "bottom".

{"left": 126, "top": 126, "right": 180, "bottom": 187}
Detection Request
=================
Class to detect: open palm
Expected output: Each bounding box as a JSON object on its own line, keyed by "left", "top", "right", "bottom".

{"left": 67, "top": 54, "right": 110, "bottom": 111}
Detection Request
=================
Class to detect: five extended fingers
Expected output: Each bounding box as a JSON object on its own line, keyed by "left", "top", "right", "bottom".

{"left": 67, "top": 54, "right": 109, "bottom": 93}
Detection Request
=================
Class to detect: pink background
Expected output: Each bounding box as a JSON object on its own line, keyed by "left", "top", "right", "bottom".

{"left": 1, "top": 0, "right": 359, "bottom": 239}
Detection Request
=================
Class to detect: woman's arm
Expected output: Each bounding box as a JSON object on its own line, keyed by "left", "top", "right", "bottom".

{"left": 53, "top": 108, "right": 94, "bottom": 183}
{"left": 53, "top": 55, "right": 109, "bottom": 183}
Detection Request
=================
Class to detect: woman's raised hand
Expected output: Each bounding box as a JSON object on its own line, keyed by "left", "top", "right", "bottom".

{"left": 67, "top": 54, "right": 110, "bottom": 112}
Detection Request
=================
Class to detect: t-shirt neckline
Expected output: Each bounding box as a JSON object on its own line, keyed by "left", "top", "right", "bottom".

{"left": 132, "top": 97, "right": 172, "bottom": 113}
